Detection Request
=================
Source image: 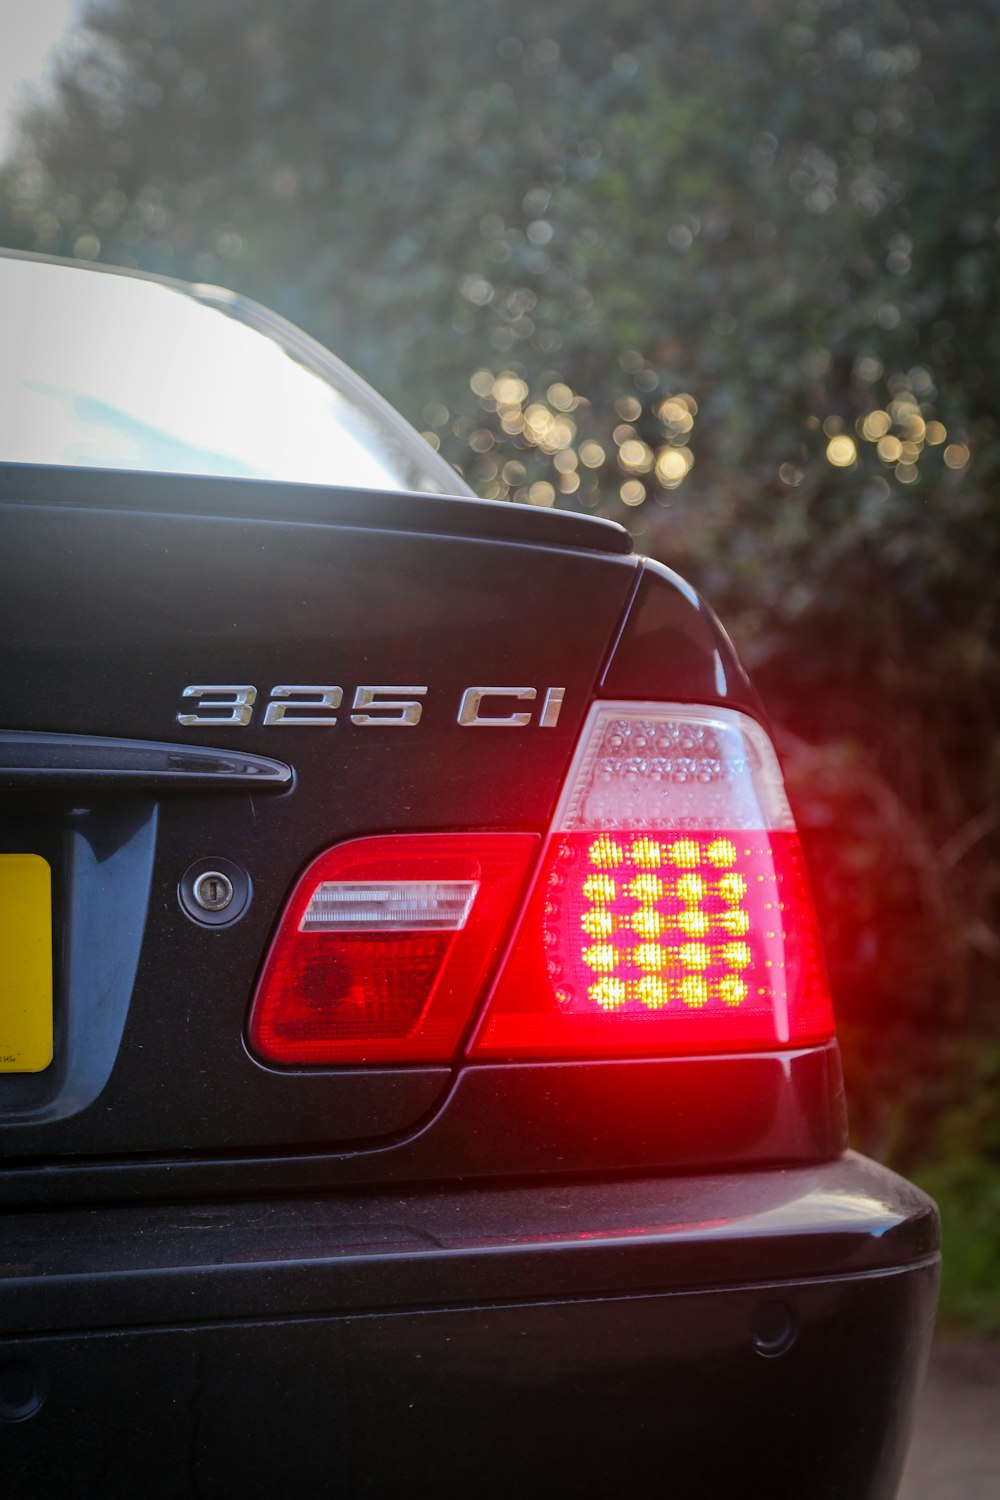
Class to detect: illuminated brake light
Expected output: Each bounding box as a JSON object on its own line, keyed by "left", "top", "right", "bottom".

{"left": 249, "top": 833, "right": 536, "bottom": 1065}
{"left": 470, "top": 703, "right": 833, "bottom": 1058}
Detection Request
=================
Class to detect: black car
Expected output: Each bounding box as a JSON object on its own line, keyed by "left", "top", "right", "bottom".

{"left": 0, "top": 253, "right": 938, "bottom": 1498}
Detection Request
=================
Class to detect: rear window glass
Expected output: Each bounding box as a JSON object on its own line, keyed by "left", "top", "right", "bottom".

{"left": 0, "top": 256, "right": 455, "bottom": 494}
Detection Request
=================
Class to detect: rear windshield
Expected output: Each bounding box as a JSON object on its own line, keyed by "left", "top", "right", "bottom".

{"left": 0, "top": 255, "right": 459, "bottom": 495}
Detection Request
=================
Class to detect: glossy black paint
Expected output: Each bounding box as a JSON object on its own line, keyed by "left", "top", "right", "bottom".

{"left": 0, "top": 492, "right": 633, "bottom": 795}
{"left": 0, "top": 461, "right": 633, "bottom": 553}
{"left": 601, "top": 557, "right": 764, "bottom": 715}
{"left": 0, "top": 1046, "right": 846, "bottom": 1206}
{"left": 0, "top": 1156, "right": 938, "bottom": 1500}
{"left": 1, "top": 1266, "right": 938, "bottom": 1500}
{"left": 0, "top": 477, "right": 637, "bottom": 1167}
{"left": 0, "top": 1155, "right": 937, "bottom": 1332}
{"left": 0, "top": 466, "right": 796, "bottom": 1190}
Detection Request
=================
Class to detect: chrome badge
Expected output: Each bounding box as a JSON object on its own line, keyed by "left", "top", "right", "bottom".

{"left": 177, "top": 684, "right": 566, "bottom": 729}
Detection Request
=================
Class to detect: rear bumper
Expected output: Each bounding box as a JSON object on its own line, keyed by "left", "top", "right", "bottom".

{"left": 0, "top": 1152, "right": 938, "bottom": 1498}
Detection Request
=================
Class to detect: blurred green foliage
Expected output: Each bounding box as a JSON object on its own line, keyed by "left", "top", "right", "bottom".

{"left": 914, "top": 1043, "right": 1000, "bottom": 1333}
{"left": 2, "top": 0, "right": 999, "bottom": 1320}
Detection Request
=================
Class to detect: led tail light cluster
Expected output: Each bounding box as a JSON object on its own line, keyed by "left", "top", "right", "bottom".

{"left": 249, "top": 703, "right": 833, "bottom": 1066}
{"left": 471, "top": 704, "right": 833, "bottom": 1058}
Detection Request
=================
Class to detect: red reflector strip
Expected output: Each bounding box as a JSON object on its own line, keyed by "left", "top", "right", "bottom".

{"left": 470, "top": 828, "right": 832, "bottom": 1058}
{"left": 248, "top": 833, "right": 537, "bottom": 1066}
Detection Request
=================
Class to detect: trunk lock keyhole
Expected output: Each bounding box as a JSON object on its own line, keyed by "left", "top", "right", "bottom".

{"left": 178, "top": 858, "right": 252, "bottom": 927}
{"left": 192, "top": 871, "right": 234, "bottom": 912}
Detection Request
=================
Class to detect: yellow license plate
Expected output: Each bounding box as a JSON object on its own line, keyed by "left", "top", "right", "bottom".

{"left": 0, "top": 854, "right": 53, "bottom": 1072}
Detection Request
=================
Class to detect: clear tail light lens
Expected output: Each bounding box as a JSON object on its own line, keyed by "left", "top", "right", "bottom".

{"left": 249, "top": 832, "right": 536, "bottom": 1065}
{"left": 470, "top": 703, "right": 833, "bottom": 1058}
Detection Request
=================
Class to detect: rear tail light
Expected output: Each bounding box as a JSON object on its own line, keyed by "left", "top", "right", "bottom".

{"left": 249, "top": 703, "right": 832, "bottom": 1067}
{"left": 249, "top": 833, "right": 536, "bottom": 1064}
{"left": 470, "top": 703, "right": 833, "bottom": 1058}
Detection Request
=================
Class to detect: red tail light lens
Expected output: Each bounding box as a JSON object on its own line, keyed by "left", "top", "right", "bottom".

{"left": 471, "top": 704, "right": 833, "bottom": 1059}
{"left": 249, "top": 832, "right": 536, "bottom": 1065}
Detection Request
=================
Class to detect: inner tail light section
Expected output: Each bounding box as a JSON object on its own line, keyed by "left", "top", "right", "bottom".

{"left": 249, "top": 833, "right": 537, "bottom": 1065}
{"left": 471, "top": 703, "right": 834, "bottom": 1059}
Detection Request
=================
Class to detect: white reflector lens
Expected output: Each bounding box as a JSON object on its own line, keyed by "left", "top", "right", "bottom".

{"left": 300, "top": 880, "right": 479, "bottom": 932}
{"left": 555, "top": 704, "right": 795, "bottom": 832}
